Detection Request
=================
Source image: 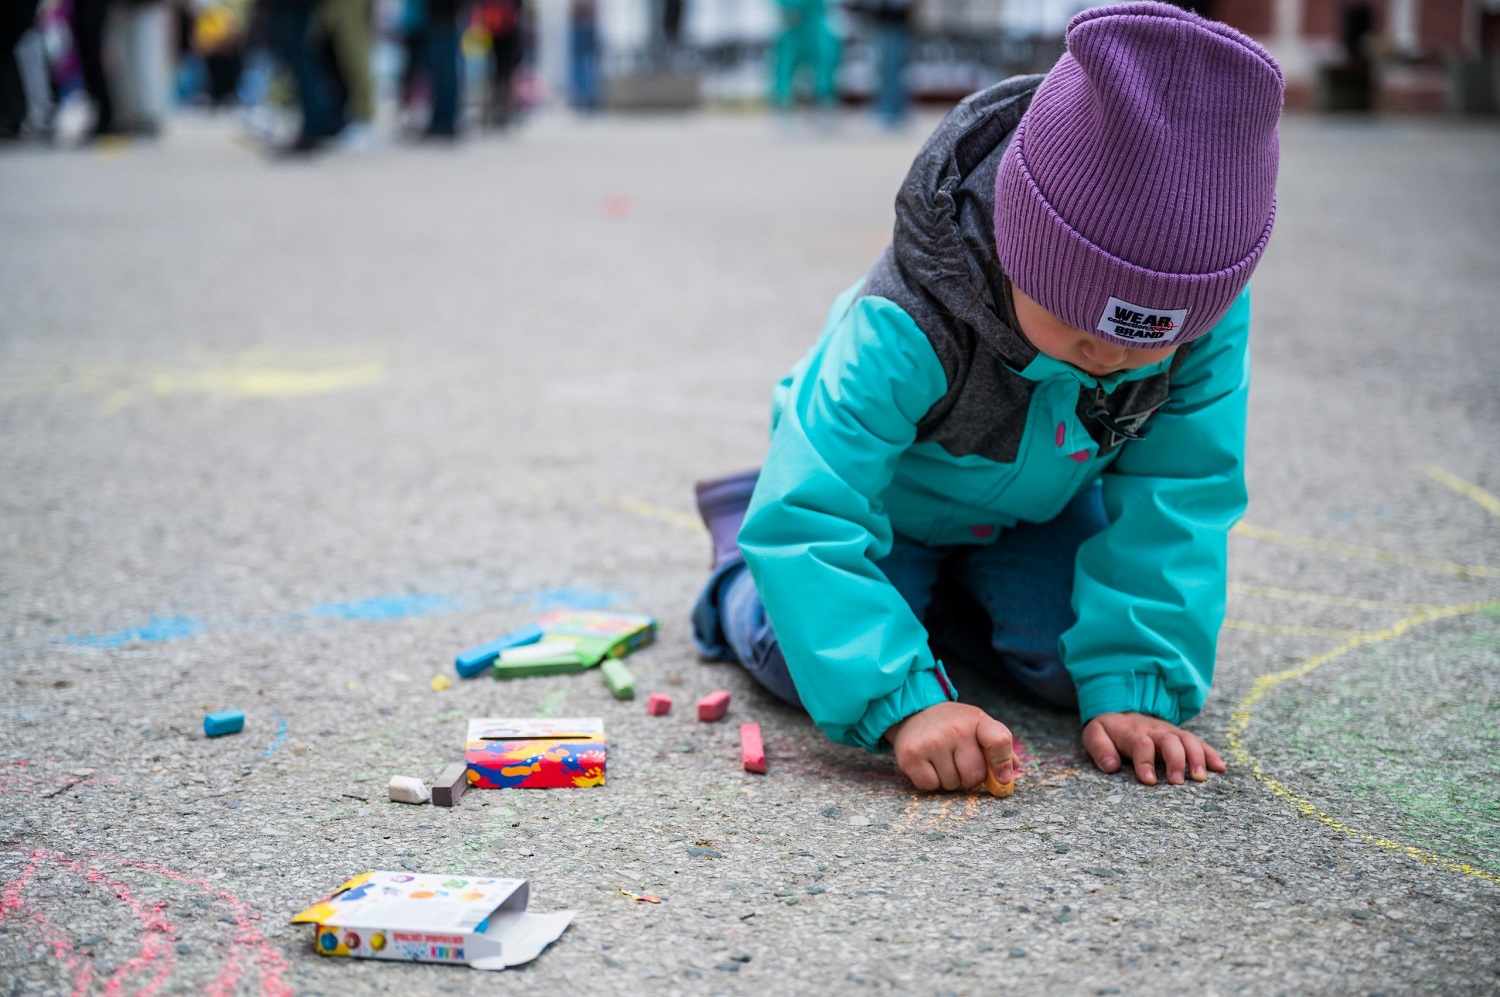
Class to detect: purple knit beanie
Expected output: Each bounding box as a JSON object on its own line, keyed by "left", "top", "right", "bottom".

{"left": 994, "top": 2, "right": 1284, "bottom": 348}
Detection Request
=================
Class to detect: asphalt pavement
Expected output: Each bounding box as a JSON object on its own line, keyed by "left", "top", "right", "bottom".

{"left": 1, "top": 107, "right": 1498, "bottom": 996}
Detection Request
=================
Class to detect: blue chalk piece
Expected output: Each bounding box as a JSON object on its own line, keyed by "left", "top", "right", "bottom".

{"left": 454, "top": 624, "right": 545, "bottom": 678}
{"left": 204, "top": 709, "right": 245, "bottom": 737}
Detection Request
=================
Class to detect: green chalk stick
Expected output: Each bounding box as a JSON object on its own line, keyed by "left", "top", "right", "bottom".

{"left": 493, "top": 645, "right": 589, "bottom": 679}
{"left": 600, "top": 658, "right": 636, "bottom": 700}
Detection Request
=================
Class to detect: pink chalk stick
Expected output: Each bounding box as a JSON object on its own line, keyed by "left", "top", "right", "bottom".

{"left": 740, "top": 723, "right": 766, "bottom": 774}
{"left": 646, "top": 693, "right": 673, "bottom": 716}
{"left": 697, "top": 689, "right": 731, "bottom": 722}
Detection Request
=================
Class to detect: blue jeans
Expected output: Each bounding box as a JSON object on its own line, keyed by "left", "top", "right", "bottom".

{"left": 267, "top": 4, "right": 335, "bottom": 142}
{"left": 875, "top": 23, "right": 910, "bottom": 127}
{"left": 426, "top": 14, "right": 461, "bottom": 132}
{"left": 691, "top": 484, "right": 1107, "bottom": 713}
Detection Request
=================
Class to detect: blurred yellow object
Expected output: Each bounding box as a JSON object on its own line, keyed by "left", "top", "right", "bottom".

{"left": 431, "top": 674, "right": 453, "bottom": 692}
{"left": 193, "top": 5, "right": 243, "bottom": 54}
{"left": 461, "top": 26, "right": 492, "bottom": 60}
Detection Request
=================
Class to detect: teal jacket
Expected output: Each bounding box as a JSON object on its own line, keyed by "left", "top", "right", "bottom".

{"left": 736, "top": 78, "right": 1251, "bottom": 753}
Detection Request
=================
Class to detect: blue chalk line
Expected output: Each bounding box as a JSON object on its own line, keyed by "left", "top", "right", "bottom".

{"left": 261, "top": 714, "right": 288, "bottom": 759}
{"left": 55, "top": 589, "right": 630, "bottom": 648}
{"left": 64, "top": 615, "right": 204, "bottom": 648}
{"left": 518, "top": 587, "right": 624, "bottom": 612}
{"left": 300, "top": 594, "right": 464, "bottom": 621}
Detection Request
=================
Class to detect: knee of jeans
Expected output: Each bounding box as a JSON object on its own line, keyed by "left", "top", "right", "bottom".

{"left": 741, "top": 624, "right": 803, "bottom": 709}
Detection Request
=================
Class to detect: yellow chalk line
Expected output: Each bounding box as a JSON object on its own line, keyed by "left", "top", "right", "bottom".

{"left": 601, "top": 496, "right": 704, "bottom": 532}
{"left": 1226, "top": 599, "right": 1500, "bottom": 885}
{"left": 1227, "top": 583, "right": 1442, "bottom": 613}
{"left": 923, "top": 799, "right": 954, "bottom": 828}
{"left": 1232, "top": 522, "right": 1500, "bottom": 579}
{"left": 894, "top": 794, "right": 922, "bottom": 833}
{"left": 1423, "top": 463, "right": 1500, "bottom": 517}
{"left": 1222, "top": 620, "right": 1366, "bottom": 639}
{"left": 0, "top": 348, "right": 389, "bottom": 411}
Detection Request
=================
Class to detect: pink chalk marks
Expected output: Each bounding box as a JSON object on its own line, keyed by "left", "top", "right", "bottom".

{"left": 0, "top": 759, "right": 115, "bottom": 797}
{"left": 0, "top": 850, "right": 290, "bottom": 997}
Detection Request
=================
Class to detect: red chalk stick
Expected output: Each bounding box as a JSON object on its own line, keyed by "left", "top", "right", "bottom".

{"left": 646, "top": 693, "right": 673, "bottom": 716}
{"left": 740, "top": 723, "right": 766, "bottom": 774}
{"left": 697, "top": 689, "right": 730, "bottom": 722}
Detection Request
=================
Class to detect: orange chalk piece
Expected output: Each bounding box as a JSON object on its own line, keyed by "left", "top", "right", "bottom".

{"left": 983, "top": 763, "right": 1015, "bottom": 799}
{"left": 620, "top": 889, "right": 662, "bottom": 904}
{"left": 646, "top": 693, "right": 673, "bottom": 716}
{"left": 740, "top": 723, "right": 766, "bottom": 774}
{"left": 697, "top": 690, "right": 730, "bottom": 722}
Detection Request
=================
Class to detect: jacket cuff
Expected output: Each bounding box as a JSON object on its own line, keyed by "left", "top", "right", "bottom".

{"left": 1074, "top": 671, "right": 1183, "bottom": 727}
{"left": 850, "top": 663, "right": 958, "bottom": 754}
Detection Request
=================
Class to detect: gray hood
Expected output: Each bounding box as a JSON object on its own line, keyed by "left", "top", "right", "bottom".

{"left": 867, "top": 75, "right": 1045, "bottom": 374}
{"left": 861, "top": 75, "right": 1193, "bottom": 464}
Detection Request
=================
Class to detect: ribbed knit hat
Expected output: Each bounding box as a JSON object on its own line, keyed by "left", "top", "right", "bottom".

{"left": 994, "top": 2, "right": 1283, "bottom": 348}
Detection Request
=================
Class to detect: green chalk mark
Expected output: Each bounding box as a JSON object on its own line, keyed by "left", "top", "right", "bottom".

{"left": 354, "top": 709, "right": 465, "bottom": 745}
{"left": 534, "top": 686, "right": 570, "bottom": 718}
{"left": 1252, "top": 615, "right": 1500, "bottom": 872}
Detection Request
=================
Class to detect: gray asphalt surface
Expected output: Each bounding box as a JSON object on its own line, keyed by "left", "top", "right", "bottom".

{"left": 2, "top": 109, "right": 1498, "bottom": 996}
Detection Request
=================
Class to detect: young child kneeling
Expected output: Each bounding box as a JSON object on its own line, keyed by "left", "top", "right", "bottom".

{"left": 692, "top": 2, "right": 1283, "bottom": 793}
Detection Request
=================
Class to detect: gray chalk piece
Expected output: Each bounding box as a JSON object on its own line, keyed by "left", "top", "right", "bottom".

{"left": 431, "top": 762, "right": 469, "bottom": 808}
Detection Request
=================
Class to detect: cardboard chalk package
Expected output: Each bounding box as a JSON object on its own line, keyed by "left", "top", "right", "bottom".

{"left": 292, "top": 871, "right": 573, "bottom": 970}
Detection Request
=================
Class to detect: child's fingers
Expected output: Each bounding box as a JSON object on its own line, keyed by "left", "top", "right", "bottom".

{"left": 1203, "top": 739, "right": 1228, "bottom": 773}
{"left": 1183, "top": 734, "right": 1208, "bottom": 781}
{"left": 1155, "top": 733, "right": 1186, "bottom": 785}
{"left": 976, "top": 718, "right": 1014, "bottom": 783}
{"left": 953, "top": 740, "right": 989, "bottom": 791}
{"left": 931, "top": 752, "right": 966, "bottom": 792}
{"left": 1080, "top": 721, "right": 1121, "bottom": 773}
{"left": 1128, "top": 732, "right": 1158, "bottom": 785}
{"left": 903, "top": 757, "right": 942, "bottom": 793}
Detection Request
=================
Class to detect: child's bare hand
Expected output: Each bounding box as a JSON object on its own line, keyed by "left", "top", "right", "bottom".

{"left": 1082, "top": 712, "right": 1227, "bottom": 785}
{"left": 884, "top": 702, "right": 1014, "bottom": 792}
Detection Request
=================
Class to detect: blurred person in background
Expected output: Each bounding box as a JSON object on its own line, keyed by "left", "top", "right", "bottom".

{"left": 317, "top": 0, "right": 373, "bottom": 146}
{"left": 476, "top": 0, "right": 521, "bottom": 128}
{"left": 12, "top": 0, "right": 57, "bottom": 139}
{"left": 771, "top": 0, "right": 839, "bottom": 116}
{"left": 1, "top": 0, "right": 42, "bottom": 140}
{"left": 848, "top": 0, "right": 912, "bottom": 129}
{"left": 112, "top": 0, "right": 171, "bottom": 135}
{"left": 568, "top": 0, "right": 599, "bottom": 111}
{"left": 398, "top": 0, "right": 427, "bottom": 124}
{"left": 420, "top": 0, "right": 463, "bottom": 137}
{"left": 264, "top": 0, "right": 336, "bottom": 152}
{"left": 71, "top": 0, "right": 118, "bottom": 137}
{"left": 192, "top": 0, "right": 249, "bottom": 106}
{"left": 662, "top": 0, "right": 682, "bottom": 48}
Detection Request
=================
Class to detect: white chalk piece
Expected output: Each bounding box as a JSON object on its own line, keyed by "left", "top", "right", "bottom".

{"left": 388, "top": 775, "right": 431, "bottom": 804}
{"left": 498, "top": 639, "right": 580, "bottom": 664}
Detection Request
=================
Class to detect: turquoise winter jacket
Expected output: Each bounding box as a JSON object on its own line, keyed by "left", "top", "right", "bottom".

{"left": 736, "top": 78, "right": 1252, "bottom": 753}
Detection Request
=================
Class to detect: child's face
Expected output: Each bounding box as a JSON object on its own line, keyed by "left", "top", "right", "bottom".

{"left": 1010, "top": 283, "right": 1178, "bottom": 377}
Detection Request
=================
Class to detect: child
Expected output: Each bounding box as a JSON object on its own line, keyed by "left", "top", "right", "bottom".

{"left": 692, "top": 2, "right": 1283, "bottom": 793}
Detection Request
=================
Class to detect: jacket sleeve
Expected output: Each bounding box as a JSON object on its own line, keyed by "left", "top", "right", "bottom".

{"left": 737, "top": 294, "right": 955, "bottom": 752}
{"left": 1061, "top": 288, "right": 1252, "bottom": 726}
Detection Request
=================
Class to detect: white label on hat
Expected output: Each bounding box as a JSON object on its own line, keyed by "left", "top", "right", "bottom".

{"left": 1096, "top": 297, "right": 1189, "bottom": 345}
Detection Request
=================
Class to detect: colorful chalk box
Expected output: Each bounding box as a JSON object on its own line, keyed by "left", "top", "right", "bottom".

{"left": 465, "top": 717, "right": 606, "bottom": 789}
{"left": 522, "top": 610, "right": 656, "bottom": 667}
{"left": 291, "top": 871, "right": 573, "bottom": 970}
